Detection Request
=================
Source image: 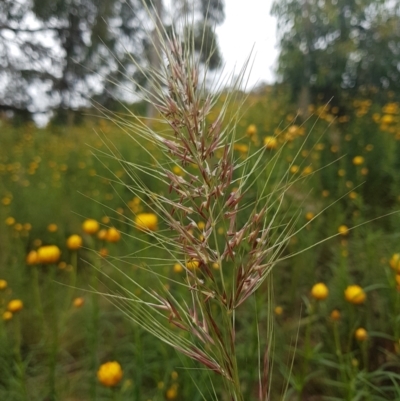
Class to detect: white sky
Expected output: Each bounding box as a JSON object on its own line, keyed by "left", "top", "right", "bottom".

{"left": 216, "top": 0, "right": 278, "bottom": 88}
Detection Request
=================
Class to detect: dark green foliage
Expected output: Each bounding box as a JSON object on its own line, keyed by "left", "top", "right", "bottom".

{"left": 0, "top": 0, "right": 225, "bottom": 119}
{"left": 271, "top": 0, "right": 400, "bottom": 106}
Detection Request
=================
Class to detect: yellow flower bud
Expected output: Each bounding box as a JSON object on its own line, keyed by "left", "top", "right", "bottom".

{"left": 311, "top": 283, "right": 329, "bottom": 300}
{"left": 263, "top": 136, "right": 277, "bottom": 150}
{"left": 37, "top": 245, "right": 61, "bottom": 265}
{"left": 344, "top": 285, "right": 366, "bottom": 304}
{"left": 7, "top": 299, "right": 23, "bottom": 313}
{"left": 67, "top": 234, "right": 83, "bottom": 250}
{"left": 355, "top": 327, "right": 368, "bottom": 341}
{"left": 97, "top": 361, "right": 123, "bottom": 387}
{"left": 135, "top": 213, "right": 158, "bottom": 231}
{"left": 2, "top": 311, "right": 12, "bottom": 321}
{"left": 82, "top": 219, "right": 100, "bottom": 235}
{"left": 105, "top": 227, "right": 121, "bottom": 243}
{"left": 73, "top": 297, "right": 85, "bottom": 308}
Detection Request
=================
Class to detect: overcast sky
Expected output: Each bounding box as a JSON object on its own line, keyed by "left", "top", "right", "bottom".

{"left": 216, "top": 0, "right": 278, "bottom": 88}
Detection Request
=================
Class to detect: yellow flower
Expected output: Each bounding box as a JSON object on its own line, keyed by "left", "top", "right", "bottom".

{"left": 290, "top": 165, "right": 299, "bottom": 174}
{"left": 311, "top": 283, "right": 329, "bottom": 300}
{"left": 97, "top": 361, "right": 123, "bottom": 387}
{"left": 0, "top": 280, "right": 7, "bottom": 290}
{"left": 274, "top": 306, "right": 283, "bottom": 316}
{"left": 73, "top": 297, "right": 85, "bottom": 308}
{"left": 172, "top": 165, "right": 184, "bottom": 176}
{"left": 67, "top": 234, "right": 83, "bottom": 250}
{"left": 47, "top": 223, "right": 58, "bottom": 233}
{"left": 212, "top": 262, "right": 220, "bottom": 270}
{"left": 82, "top": 219, "right": 100, "bottom": 235}
{"left": 355, "top": 327, "right": 368, "bottom": 341}
{"left": 305, "top": 212, "right": 314, "bottom": 221}
{"left": 338, "top": 225, "right": 349, "bottom": 236}
{"left": 302, "top": 166, "right": 313, "bottom": 176}
{"left": 97, "top": 229, "right": 107, "bottom": 240}
{"left": 381, "top": 114, "right": 394, "bottom": 124}
{"left": 186, "top": 260, "right": 200, "bottom": 270}
{"left": 246, "top": 124, "right": 257, "bottom": 136}
{"left": 37, "top": 245, "right": 61, "bottom": 264}
{"left": 173, "top": 263, "right": 183, "bottom": 273}
{"left": 101, "top": 216, "right": 111, "bottom": 224}
{"left": 263, "top": 136, "right": 277, "bottom": 149}
{"left": 233, "top": 143, "right": 249, "bottom": 153}
{"left": 166, "top": 383, "right": 178, "bottom": 400}
{"left": 352, "top": 156, "right": 364, "bottom": 166}
{"left": 135, "top": 213, "right": 158, "bottom": 231}
{"left": 344, "top": 285, "right": 366, "bottom": 304}
{"left": 5, "top": 217, "right": 15, "bottom": 226}
{"left": 330, "top": 309, "right": 341, "bottom": 321}
{"left": 7, "top": 299, "right": 23, "bottom": 313}
{"left": 390, "top": 254, "right": 400, "bottom": 273}
{"left": 99, "top": 248, "right": 109, "bottom": 257}
{"left": 2, "top": 311, "right": 12, "bottom": 321}
{"left": 105, "top": 227, "right": 121, "bottom": 243}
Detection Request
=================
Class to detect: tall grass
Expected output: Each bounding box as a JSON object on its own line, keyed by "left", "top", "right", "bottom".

{"left": 90, "top": 3, "right": 325, "bottom": 400}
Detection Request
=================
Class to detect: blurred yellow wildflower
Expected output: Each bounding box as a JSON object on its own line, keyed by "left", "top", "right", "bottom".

{"left": 99, "top": 248, "right": 108, "bottom": 258}
{"left": 82, "top": 219, "right": 100, "bottom": 235}
{"left": 389, "top": 254, "right": 400, "bottom": 273}
{"left": 97, "top": 229, "right": 107, "bottom": 241}
{"left": 186, "top": 260, "right": 199, "bottom": 270}
{"left": 97, "top": 361, "right": 123, "bottom": 387}
{"left": 246, "top": 124, "right": 257, "bottom": 136}
{"left": 172, "top": 165, "right": 184, "bottom": 176}
{"left": 345, "top": 285, "right": 366, "bottom": 304}
{"left": 0, "top": 280, "right": 7, "bottom": 290}
{"left": 2, "top": 311, "right": 12, "bottom": 321}
{"left": 264, "top": 136, "right": 277, "bottom": 149}
{"left": 37, "top": 245, "right": 61, "bottom": 264}
{"left": 135, "top": 213, "right": 158, "bottom": 231}
{"left": 355, "top": 327, "right": 368, "bottom": 341}
{"left": 302, "top": 166, "right": 313, "bottom": 176}
{"left": 311, "top": 283, "right": 329, "bottom": 300}
{"left": 173, "top": 263, "right": 183, "bottom": 273}
{"left": 7, "top": 299, "right": 23, "bottom": 313}
{"left": 47, "top": 223, "right": 58, "bottom": 233}
{"left": 330, "top": 309, "right": 341, "bottom": 321}
{"left": 5, "top": 217, "right": 15, "bottom": 226}
{"left": 166, "top": 383, "right": 178, "bottom": 400}
{"left": 338, "top": 225, "right": 349, "bottom": 236}
{"left": 274, "top": 306, "right": 283, "bottom": 316}
{"left": 67, "top": 234, "right": 83, "bottom": 250}
{"left": 352, "top": 156, "right": 364, "bottom": 166}
{"left": 305, "top": 212, "right": 314, "bottom": 221}
{"left": 106, "top": 227, "right": 121, "bottom": 243}
{"left": 73, "top": 297, "right": 85, "bottom": 308}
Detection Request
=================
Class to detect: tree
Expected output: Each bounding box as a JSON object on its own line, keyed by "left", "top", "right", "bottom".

{"left": 0, "top": 0, "right": 225, "bottom": 123}
{"left": 271, "top": 0, "right": 400, "bottom": 112}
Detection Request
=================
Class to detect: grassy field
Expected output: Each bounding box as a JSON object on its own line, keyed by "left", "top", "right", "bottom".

{"left": 1, "top": 86, "right": 400, "bottom": 400}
